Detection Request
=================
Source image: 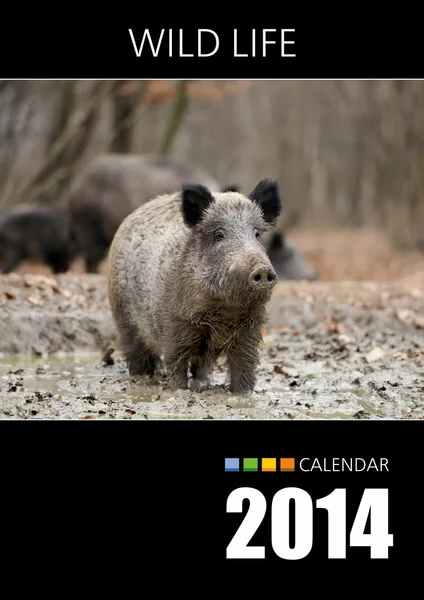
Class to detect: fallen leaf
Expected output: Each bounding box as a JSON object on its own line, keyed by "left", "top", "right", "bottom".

{"left": 392, "top": 351, "right": 408, "bottom": 361}
{"left": 36, "top": 275, "right": 59, "bottom": 288}
{"left": 4, "top": 291, "right": 16, "bottom": 300}
{"left": 27, "top": 296, "right": 44, "bottom": 306}
{"left": 397, "top": 309, "right": 424, "bottom": 329}
{"left": 365, "top": 347, "right": 385, "bottom": 363}
{"left": 326, "top": 315, "right": 348, "bottom": 335}
{"left": 273, "top": 365, "right": 298, "bottom": 378}
{"left": 339, "top": 334, "right": 354, "bottom": 344}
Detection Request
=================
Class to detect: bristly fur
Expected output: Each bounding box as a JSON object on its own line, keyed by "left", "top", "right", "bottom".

{"left": 108, "top": 179, "right": 282, "bottom": 393}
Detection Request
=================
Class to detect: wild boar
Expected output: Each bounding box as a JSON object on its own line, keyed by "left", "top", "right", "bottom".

{"left": 0, "top": 204, "right": 74, "bottom": 274}
{"left": 108, "top": 179, "right": 282, "bottom": 393}
{"left": 265, "top": 231, "right": 319, "bottom": 280}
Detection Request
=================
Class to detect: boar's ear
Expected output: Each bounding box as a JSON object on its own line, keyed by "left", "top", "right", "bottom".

{"left": 221, "top": 184, "right": 241, "bottom": 193}
{"left": 248, "top": 178, "right": 281, "bottom": 224}
{"left": 181, "top": 184, "right": 215, "bottom": 228}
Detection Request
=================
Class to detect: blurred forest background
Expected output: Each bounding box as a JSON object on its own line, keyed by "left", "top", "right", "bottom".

{"left": 0, "top": 79, "right": 423, "bottom": 282}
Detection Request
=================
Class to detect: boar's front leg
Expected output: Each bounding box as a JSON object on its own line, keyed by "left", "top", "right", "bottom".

{"left": 0, "top": 247, "right": 24, "bottom": 274}
{"left": 163, "top": 321, "right": 202, "bottom": 390}
{"left": 190, "top": 334, "right": 213, "bottom": 382}
{"left": 190, "top": 355, "right": 213, "bottom": 381}
{"left": 226, "top": 328, "right": 262, "bottom": 393}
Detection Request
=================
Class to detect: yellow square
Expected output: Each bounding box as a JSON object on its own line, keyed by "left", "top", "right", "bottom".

{"left": 262, "top": 458, "right": 277, "bottom": 472}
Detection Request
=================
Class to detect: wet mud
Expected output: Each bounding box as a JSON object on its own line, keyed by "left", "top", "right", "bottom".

{"left": 0, "top": 273, "right": 423, "bottom": 420}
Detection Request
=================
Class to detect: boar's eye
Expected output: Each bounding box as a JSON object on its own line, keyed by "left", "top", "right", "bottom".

{"left": 213, "top": 229, "right": 225, "bottom": 241}
{"left": 255, "top": 229, "right": 261, "bottom": 240}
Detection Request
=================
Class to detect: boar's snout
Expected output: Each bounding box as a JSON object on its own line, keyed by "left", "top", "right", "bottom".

{"left": 248, "top": 263, "right": 277, "bottom": 290}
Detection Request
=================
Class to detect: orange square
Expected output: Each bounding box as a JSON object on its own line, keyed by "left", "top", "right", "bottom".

{"left": 280, "top": 458, "right": 295, "bottom": 472}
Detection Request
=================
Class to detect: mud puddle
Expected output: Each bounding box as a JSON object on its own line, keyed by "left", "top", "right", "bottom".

{"left": 0, "top": 328, "right": 423, "bottom": 420}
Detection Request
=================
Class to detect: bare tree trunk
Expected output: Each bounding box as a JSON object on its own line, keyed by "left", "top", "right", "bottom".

{"left": 111, "top": 81, "right": 138, "bottom": 153}
{"left": 47, "top": 81, "right": 76, "bottom": 148}
{"left": 109, "top": 81, "right": 149, "bottom": 153}
{"left": 28, "top": 80, "right": 78, "bottom": 204}
{"left": 20, "top": 81, "right": 113, "bottom": 206}
{"left": 159, "top": 80, "right": 188, "bottom": 155}
{"left": 0, "top": 81, "right": 32, "bottom": 208}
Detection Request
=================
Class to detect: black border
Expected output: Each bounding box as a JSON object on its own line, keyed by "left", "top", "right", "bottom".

{"left": 0, "top": 419, "right": 420, "bottom": 592}
{"left": 1, "top": 21, "right": 423, "bottom": 77}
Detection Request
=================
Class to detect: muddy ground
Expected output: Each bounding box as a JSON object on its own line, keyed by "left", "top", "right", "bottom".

{"left": 0, "top": 270, "right": 423, "bottom": 420}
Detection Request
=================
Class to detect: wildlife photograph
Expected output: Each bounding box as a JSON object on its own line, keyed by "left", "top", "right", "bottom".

{"left": 0, "top": 79, "right": 423, "bottom": 420}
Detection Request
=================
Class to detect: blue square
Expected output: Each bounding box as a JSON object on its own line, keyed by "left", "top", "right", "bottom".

{"left": 225, "top": 458, "right": 240, "bottom": 472}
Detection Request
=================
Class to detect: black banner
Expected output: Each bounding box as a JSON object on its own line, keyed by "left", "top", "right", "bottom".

{"left": 0, "top": 20, "right": 423, "bottom": 77}
{"left": 0, "top": 420, "right": 420, "bottom": 594}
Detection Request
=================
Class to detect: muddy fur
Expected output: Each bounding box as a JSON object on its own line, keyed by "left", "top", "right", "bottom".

{"left": 0, "top": 204, "right": 75, "bottom": 274}
{"left": 67, "top": 153, "right": 225, "bottom": 274}
{"left": 108, "top": 179, "right": 282, "bottom": 393}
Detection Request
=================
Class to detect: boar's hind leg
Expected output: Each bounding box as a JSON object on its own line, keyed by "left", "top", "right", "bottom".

{"left": 226, "top": 329, "right": 262, "bottom": 393}
{"left": 45, "top": 250, "right": 70, "bottom": 274}
{"left": 126, "top": 344, "right": 159, "bottom": 378}
{"left": 79, "top": 224, "right": 110, "bottom": 274}
{"left": 85, "top": 244, "right": 108, "bottom": 274}
{"left": 120, "top": 324, "right": 159, "bottom": 378}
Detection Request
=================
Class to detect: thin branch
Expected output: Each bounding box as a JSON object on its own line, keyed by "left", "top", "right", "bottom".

{"left": 107, "top": 102, "right": 150, "bottom": 148}
{"left": 159, "top": 80, "right": 189, "bottom": 155}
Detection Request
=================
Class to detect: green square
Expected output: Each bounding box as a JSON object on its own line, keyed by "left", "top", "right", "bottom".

{"left": 243, "top": 458, "right": 258, "bottom": 472}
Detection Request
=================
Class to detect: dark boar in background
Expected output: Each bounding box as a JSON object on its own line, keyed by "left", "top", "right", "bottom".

{"left": 265, "top": 230, "right": 319, "bottom": 280}
{"left": 67, "top": 153, "right": 224, "bottom": 273}
{"left": 0, "top": 204, "right": 74, "bottom": 275}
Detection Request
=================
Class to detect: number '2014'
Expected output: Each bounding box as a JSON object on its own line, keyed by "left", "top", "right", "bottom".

{"left": 226, "top": 487, "right": 394, "bottom": 560}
